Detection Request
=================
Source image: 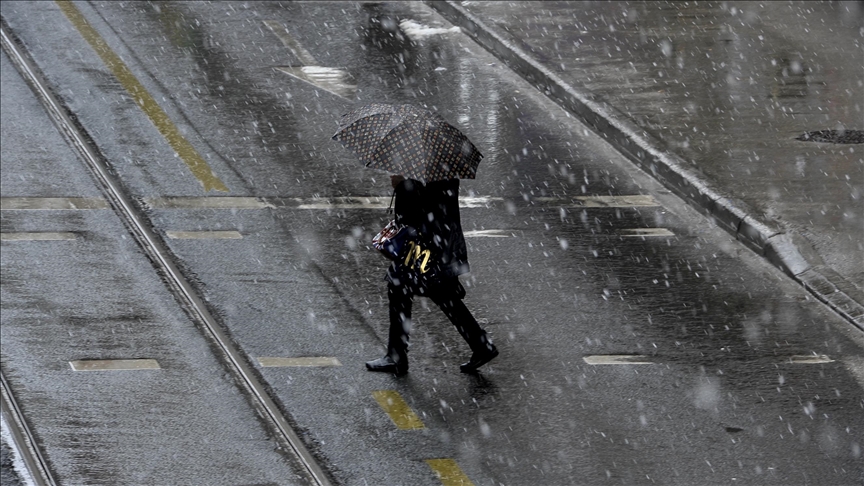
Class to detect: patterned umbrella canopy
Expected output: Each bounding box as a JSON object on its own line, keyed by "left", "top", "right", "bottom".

{"left": 331, "top": 103, "right": 483, "bottom": 183}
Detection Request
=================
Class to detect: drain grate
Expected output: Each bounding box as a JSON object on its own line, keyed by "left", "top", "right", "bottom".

{"left": 796, "top": 130, "right": 864, "bottom": 144}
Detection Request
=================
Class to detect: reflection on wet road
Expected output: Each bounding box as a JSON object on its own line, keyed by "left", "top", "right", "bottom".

{"left": 460, "top": 0, "right": 864, "bottom": 295}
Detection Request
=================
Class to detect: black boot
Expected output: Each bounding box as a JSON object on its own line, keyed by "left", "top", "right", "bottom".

{"left": 366, "top": 353, "right": 408, "bottom": 375}
{"left": 460, "top": 342, "right": 498, "bottom": 373}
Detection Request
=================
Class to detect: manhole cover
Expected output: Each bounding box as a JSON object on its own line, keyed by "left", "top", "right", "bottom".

{"left": 796, "top": 129, "right": 864, "bottom": 144}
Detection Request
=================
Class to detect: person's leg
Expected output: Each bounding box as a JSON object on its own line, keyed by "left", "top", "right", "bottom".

{"left": 366, "top": 282, "right": 412, "bottom": 374}
{"left": 386, "top": 282, "right": 413, "bottom": 362}
{"left": 429, "top": 280, "right": 497, "bottom": 372}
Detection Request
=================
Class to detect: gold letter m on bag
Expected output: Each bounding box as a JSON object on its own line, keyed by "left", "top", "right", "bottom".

{"left": 404, "top": 241, "right": 432, "bottom": 273}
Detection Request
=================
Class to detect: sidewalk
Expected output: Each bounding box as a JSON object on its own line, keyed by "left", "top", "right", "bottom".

{"left": 428, "top": 1, "right": 863, "bottom": 328}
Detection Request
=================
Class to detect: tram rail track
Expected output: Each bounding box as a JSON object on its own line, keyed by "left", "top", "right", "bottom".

{"left": 0, "top": 19, "right": 333, "bottom": 486}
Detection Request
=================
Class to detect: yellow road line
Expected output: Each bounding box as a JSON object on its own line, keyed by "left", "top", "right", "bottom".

{"left": 371, "top": 390, "right": 425, "bottom": 430}
{"left": 425, "top": 459, "right": 474, "bottom": 486}
{"left": 55, "top": 1, "right": 228, "bottom": 193}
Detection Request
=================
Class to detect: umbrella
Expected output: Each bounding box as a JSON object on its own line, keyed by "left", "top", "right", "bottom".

{"left": 331, "top": 103, "right": 483, "bottom": 183}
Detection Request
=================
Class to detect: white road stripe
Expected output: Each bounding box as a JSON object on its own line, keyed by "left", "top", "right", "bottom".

{"left": 788, "top": 355, "right": 834, "bottom": 364}
{"left": 295, "top": 200, "right": 388, "bottom": 210}
{"left": 257, "top": 357, "right": 342, "bottom": 367}
{"left": 165, "top": 230, "right": 243, "bottom": 240}
{"left": 69, "top": 359, "right": 160, "bottom": 371}
{"left": 295, "top": 196, "right": 389, "bottom": 209}
{"left": 263, "top": 20, "right": 358, "bottom": 99}
{"left": 292, "top": 196, "right": 501, "bottom": 209}
{"left": 399, "top": 20, "right": 461, "bottom": 41}
{"left": 535, "top": 195, "right": 660, "bottom": 207}
{"left": 144, "top": 197, "right": 274, "bottom": 209}
{"left": 0, "top": 197, "right": 109, "bottom": 210}
{"left": 1, "top": 232, "right": 77, "bottom": 241}
{"left": 458, "top": 196, "right": 504, "bottom": 208}
{"left": 275, "top": 66, "right": 357, "bottom": 100}
{"left": 619, "top": 228, "right": 675, "bottom": 237}
{"left": 576, "top": 195, "right": 658, "bottom": 207}
{"left": 464, "top": 229, "right": 511, "bottom": 238}
{"left": 584, "top": 354, "right": 839, "bottom": 366}
{"left": 583, "top": 355, "right": 653, "bottom": 365}
{"left": 3, "top": 195, "right": 658, "bottom": 211}
{"left": 143, "top": 196, "right": 504, "bottom": 210}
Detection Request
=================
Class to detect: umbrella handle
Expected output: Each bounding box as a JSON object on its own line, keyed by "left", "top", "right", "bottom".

{"left": 388, "top": 189, "right": 396, "bottom": 214}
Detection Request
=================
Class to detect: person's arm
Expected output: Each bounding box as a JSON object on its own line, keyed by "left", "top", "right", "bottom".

{"left": 426, "top": 179, "right": 460, "bottom": 249}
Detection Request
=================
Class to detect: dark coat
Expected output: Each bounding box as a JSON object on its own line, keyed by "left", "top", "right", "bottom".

{"left": 387, "top": 178, "right": 469, "bottom": 287}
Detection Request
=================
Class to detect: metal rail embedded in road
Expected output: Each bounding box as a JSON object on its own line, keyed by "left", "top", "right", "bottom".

{"left": 0, "top": 20, "right": 332, "bottom": 486}
{"left": 1, "top": 374, "right": 55, "bottom": 486}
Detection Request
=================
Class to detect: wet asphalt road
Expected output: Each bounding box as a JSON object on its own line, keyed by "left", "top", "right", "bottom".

{"left": 0, "top": 39, "right": 309, "bottom": 485}
{"left": 463, "top": 0, "right": 864, "bottom": 276}
{"left": 1, "top": 2, "right": 863, "bottom": 485}
{"left": 452, "top": 0, "right": 864, "bottom": 319}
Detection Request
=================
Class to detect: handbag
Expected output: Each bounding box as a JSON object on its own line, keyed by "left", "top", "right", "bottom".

{"left": 372, "top": 220, "right": 418, "bottom": 261}
{"left": 375, "top": 220, "right": 441, "bottom": 292}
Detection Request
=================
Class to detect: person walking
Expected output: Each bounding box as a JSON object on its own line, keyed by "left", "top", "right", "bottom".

{"left": 364, "top": 174, "right": 498, "bottom": 375}
{"left": 331, "top": 102, "right": 494, "bottom": 374}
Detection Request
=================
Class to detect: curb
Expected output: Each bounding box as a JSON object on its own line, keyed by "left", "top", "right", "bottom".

{"left": 425, "top": 0, "right": 864, "bottom": 330}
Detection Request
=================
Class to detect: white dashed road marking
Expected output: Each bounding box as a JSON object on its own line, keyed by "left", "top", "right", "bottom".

{"left": 619, "top": 228, "right": 675, "bottom": 237}
{"left": 69, "top": 359, "right": 161, "bottom": 371}
{"left": 257, "top": 357, "right": 342, "bottom": 367}
{"left": 583, "top": 355, "right": 653, "bottom": 365}
{"left": 1, "top": 232, "right": 77, "bottom": 241}
{"left": 144, "top": 197, "right": 274, "bottom": 209}
{"left": 275, "top": 66, "right": 357, "bottom": 100}
{"left": 165, "top": 230, "right": 243, "bottom": 239}
{"left": 464, "top": 229, "right": 511, "bottom": 238}
{"left": 584, "top": 354, "right": 841, "bottom": 366}
{"left": 263, "top": 20, "right": 357, "bottom": 99}
{"left": 142, "top": 196, "right": 503, "bottom": 210}
{"left": 0, "top": 197, "right": 109, "bottom": 210}
{"left": 788, "top": 355, "right": 834, "bottom": 364}
{"left": 536, "top": 195, "right": 660, "bottom": 207}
